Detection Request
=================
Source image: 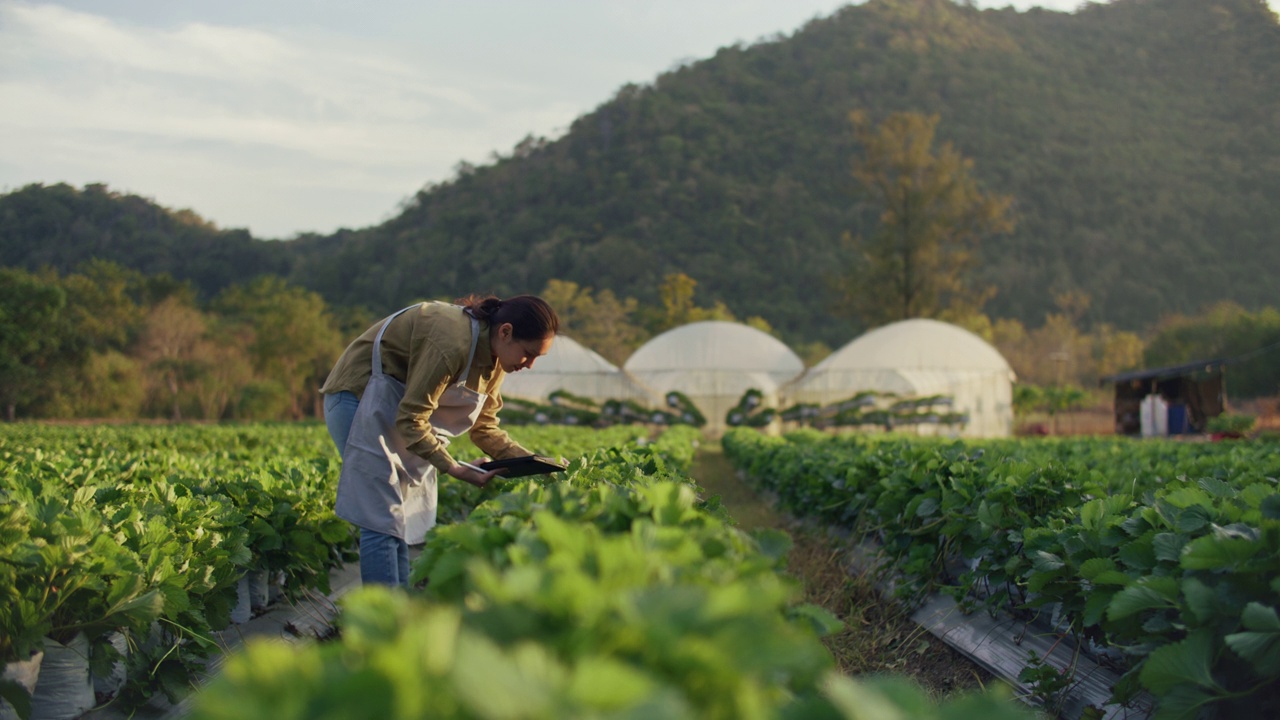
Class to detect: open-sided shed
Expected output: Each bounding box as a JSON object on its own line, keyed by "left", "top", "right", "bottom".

{"left": 1100, "top": 359, "right": 1227, "bottom": 436}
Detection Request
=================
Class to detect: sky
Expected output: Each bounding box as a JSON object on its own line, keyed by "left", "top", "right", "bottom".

{"left": 2, "top": 0, "right": 1277, "bottom": 239}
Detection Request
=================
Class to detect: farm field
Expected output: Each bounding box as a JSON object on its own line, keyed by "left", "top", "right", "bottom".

{"left": 690, "top": 445, "right": 994, "bottom": 700}
{"left": 1, "top": 422, "right": 1045, "bottom": 720}
{"left": 23, "top": 422, "right": 1280, "bottom": 718}
{"left": 723, "top": 428, "right": 1280, "bottom": 719}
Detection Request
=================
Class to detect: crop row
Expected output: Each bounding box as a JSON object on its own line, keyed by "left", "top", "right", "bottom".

{"left": 1, "top": 423, "right": 358, "bottom": 713}
{"left": 722, "top": 428, "right": 1280, "bottom": 719}
{"left": 186, "top": 425, "right": 1036, "bottom": 720}
{"left": 0, "top": 422, "right": 656, "bottom": 717}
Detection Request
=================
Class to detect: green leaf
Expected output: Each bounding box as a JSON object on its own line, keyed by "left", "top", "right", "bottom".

{"left": 1150, "top": 684, "right": 1218, "bottom": 720}
{"left": 1224, "top": 602, "right": 1280, "bottom": 676}
{"left": 1196, "top": 477, "right": 1233, "bottom": 499}
{"left": 977, "top": 500, "right": 1002, "bottom": 528}
{"left": 1090, "top": 570, "right": 1133, "bottom": 587}
{"left": 1261, "top": 494, "right": 1280, "bottom": 521}
{"left": 788, "top": 603, "right": 844, "bottom": 637}
{"left": 1117, "top": 535, "right": 1156, "bottom": 571}
{"left": 1078, "top": 557, "right": 1117, "bottom": 581}
{"left": 1031, "top": 551, "right": 1064, "bottom": 573}
{"left": 1108, "top": 584, "right": 1175, "bottom": 621}
{"left": 566, "top": 656, "right": 662, "bottom": 709}
{"left": 1180, "top": 535, "right": 1258, "bottom": 570}
{"left": 1241, "top": 602, "right": 1280, "bottom": 631}
{"left": 1079, "top": 498, "right": 1106, "bottom": 530}
{"left": 1180, "top": 577, "right": 1216, "bottom": 625}
{"left": 1083, "top": 589, "right": 1116, "bottom": 627}
{"left": 0, "top": 678, "right": 32, "bottom": 720}
{"left": 915, "top": 497, "right": 940, "bottom": 518}
{"left": 750, "top": 528, "right": 793, "bottom": 563}
{"left": 1152, "top": 533, "right": 1186, "bottom": 563}
{"left": 1175, "top": 506, "right": 1211, "bottom": 533}
{"left": 1139, "top": 630, "right": 1220, "bottom": 695}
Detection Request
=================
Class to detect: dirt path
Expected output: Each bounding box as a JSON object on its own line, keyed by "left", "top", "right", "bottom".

{"left": 692, "top": 442, "right": 994, "bottom": 700}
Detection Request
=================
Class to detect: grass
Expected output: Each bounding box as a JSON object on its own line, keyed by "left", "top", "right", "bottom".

{"left": 691, "top": 441, "right": 993, "bottom": 701}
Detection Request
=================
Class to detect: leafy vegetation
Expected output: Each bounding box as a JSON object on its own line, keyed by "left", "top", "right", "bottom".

{"left": 3, "top": 0, "right": 1279, "bottom": 353}
{"left": 283, "top": 0, "right": 1280, "bottom": 348}
{"left": 0, "top": 264, "right": 359, "bottom": 421}
{"left": 835, "top": 110, "right": 1013, "bottom": 325}
{"left": 723, "top": 427, "right": 1280, "bottom": 718}
{"left": 0, "top": 424, "right": 358, "bottom": 705}
{"left": 186, "top": 425, "right": 1034, "bottom": 720}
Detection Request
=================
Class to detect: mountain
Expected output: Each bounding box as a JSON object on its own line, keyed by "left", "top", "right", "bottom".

{"left": 0, "top": 183, "right": 289, "bottom": 297}
{"left": 5, "top": 0, "right": 1279, "bottom": 349}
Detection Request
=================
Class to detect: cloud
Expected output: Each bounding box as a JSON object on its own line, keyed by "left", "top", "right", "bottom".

{"left": 0, "top": 3, "right": 505, "bottom": 160}
{"left": 4, "top": 0, "right": 1275, "bottom": 237}
{"left": 0, "top": 1, "right": 576, "bottom": 235}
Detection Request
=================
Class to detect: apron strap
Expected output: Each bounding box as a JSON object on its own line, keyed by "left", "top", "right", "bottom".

{"left": 372, "top": 304, "right": 482, "bottom": 385}
{"left": 371, "top": 304, "right": 422, "bottom": 377}
{"left": 454, "top": 316, "right": 481, "bottom": 387}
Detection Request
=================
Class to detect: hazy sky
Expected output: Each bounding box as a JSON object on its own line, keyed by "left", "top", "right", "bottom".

{"left": 3, "top": 0, "right": 1276, "bottom": 238}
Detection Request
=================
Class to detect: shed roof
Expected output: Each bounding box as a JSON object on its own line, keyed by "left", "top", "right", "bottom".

{"left": 1099, "top": 358, "right": 1227, "bottom": 385}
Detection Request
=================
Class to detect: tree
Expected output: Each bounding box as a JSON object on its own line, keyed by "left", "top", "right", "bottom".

{"left": 135, "top": 297, "right": 208, "bottom": 421}
{"left": 212, "top": 277, "right": 342, "bottom": 419}
{"left": 652, "top": 273, "right": 735, "bottom": 334}
{"left": 1144, "top": 302, "right": 1280, "bottom": 398}
{"left": 0, "top": 268, "right": 66, "bottom": 420}
{"left": 540, "top": 280, "right": 646, "bottom": 366}
{"left": 837, "top": 111, "right": 1014, "bottom": 325}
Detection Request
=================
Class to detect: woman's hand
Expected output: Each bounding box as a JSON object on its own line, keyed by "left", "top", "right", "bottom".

{"left": 446, "top": 461, "right": 499, "bottom": 489}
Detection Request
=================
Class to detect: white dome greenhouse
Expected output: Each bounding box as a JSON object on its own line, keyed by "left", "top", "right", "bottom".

{"left": 623, "top": 321, "right": 805, "bottom": 435}
{"left": 499, "top": 335, "right": 658, "bottom": 405}
{"left": 784, "top": 318, "right": 1016, "bottom": 437}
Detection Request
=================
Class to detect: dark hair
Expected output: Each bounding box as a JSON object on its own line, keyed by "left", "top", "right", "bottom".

{"left": 456, "top": 294, "right": 559, "bottom": 340}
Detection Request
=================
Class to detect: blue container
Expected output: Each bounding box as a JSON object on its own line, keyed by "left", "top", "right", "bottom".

{"left": 1167, "top": 403, "right": 1191, "bottom": 435}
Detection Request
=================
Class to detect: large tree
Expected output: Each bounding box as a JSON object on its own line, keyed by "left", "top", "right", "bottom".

{"left": 0, "top": 268, "right": 66, "bottom": 420}
{"left": 539, "top": 280, "right": 646, "bottom": 366}
{"left": 837, "top": 111, "right": 1014, "bottom": 326}
{"left": 212, "top": 276, "right": 342, "bottom": 419}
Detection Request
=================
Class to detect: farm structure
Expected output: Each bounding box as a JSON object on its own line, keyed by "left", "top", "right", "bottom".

{"left": 1099, "top": 359, "right": 1227, "bottom": 436}
{"left": 783, "top": 318, "right": 1016, "bottom": 438}
{"left": 498, "top": 334, "right": 658, "bottom": 406}
{"left": 623, "top": 321, "right": 804, "bottom": 436}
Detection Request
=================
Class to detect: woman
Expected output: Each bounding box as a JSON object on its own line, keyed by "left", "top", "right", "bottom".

{"left": 320, "top": 294, "right": 558, "bottom": 587}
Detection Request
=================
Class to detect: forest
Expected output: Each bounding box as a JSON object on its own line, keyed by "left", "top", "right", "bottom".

{"left": 3, "top": 259, "right": 1277, "bottom": 422}
{"left": 2, "top": 0, "right": 1280, "bottom": 418}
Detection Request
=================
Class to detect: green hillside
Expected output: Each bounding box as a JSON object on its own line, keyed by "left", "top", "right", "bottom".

{"left": 4, "top": 0, "right": 1278, "bottom": 349}
{"left": 286, "top": 0, "right": 1280, "bottom": 347}
{"left": 0, "top": 183, "right": 289, "bottom": 297}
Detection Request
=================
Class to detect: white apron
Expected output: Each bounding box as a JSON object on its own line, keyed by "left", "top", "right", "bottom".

{"left": 334, "top": 304, "right": 488, "bottom": 544}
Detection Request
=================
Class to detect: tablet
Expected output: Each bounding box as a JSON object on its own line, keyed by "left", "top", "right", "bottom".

{"left": 479, "top": 455, "right": 568, "bottom": 478}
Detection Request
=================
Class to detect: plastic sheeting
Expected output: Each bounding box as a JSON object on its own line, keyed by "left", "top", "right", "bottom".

{"left": 248, "top": 569, "right": 271, "bottom": 612}
{"left": 91, "top": 632, "right": 127, "bottom": 697}
{"left": 30, "top": 633, "right": 93, "bottom": 720}
{"left": 0, "top": 651, "right": 42, "bottom": 720}
{"left": 501, "top": 335, "right": 658, "bottom": 405}
{"left": 625, "top": 322, "right": 805, "bottom": 435}
{"left": 230, "top": 575, "right": 252, "bottom": 624}
{"left": 785, "top": 319, "right": 1016, "bottom": 438}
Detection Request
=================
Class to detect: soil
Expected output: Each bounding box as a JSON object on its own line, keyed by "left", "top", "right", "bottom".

{"left": 691, "top": 442, "right": 995, "bottom": 701}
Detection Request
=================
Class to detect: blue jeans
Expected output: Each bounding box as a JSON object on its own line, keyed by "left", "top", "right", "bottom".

{"left": 324, "top": 391, "right": 410, "bottom": 588}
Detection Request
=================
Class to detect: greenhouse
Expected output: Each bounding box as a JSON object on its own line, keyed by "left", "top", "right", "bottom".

{"left": 499, "top": 334, "right": 658, "bottom": 405}
{"left": 623, "top": 321, "right": 805, "bottom": 435}
{"left": 783, "top": 318, "right": 1016, "bottom": 437}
